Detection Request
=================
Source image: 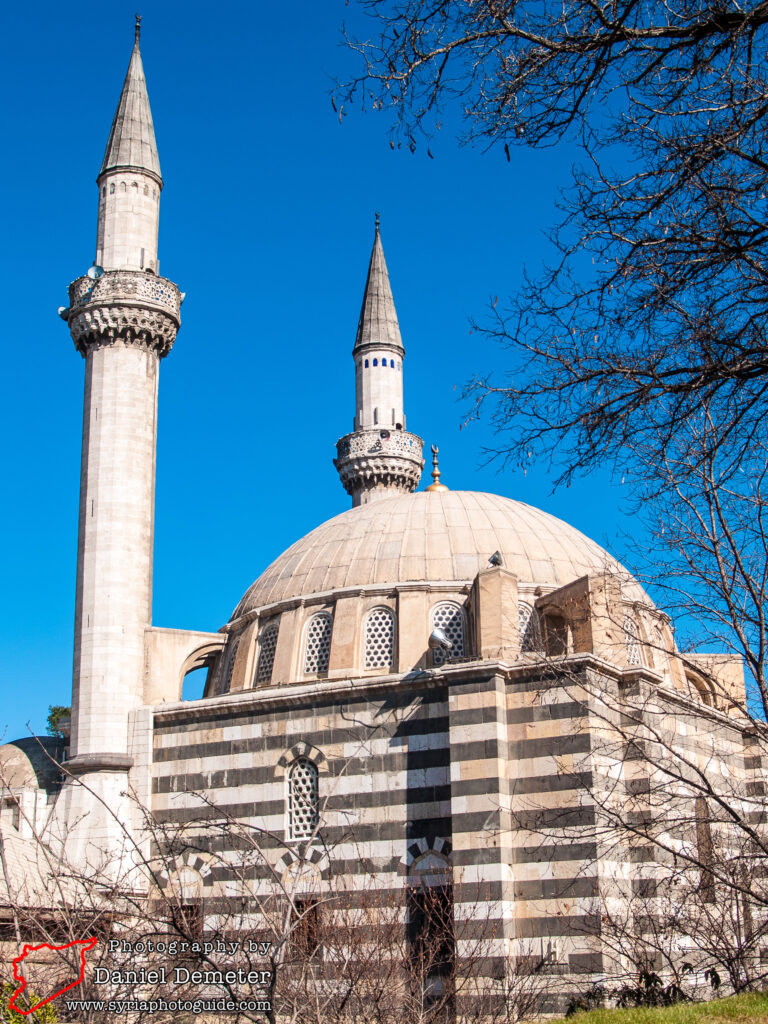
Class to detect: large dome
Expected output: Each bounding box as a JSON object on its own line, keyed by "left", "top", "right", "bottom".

{"left": 235, "top": 490, "right": 643, "bottom": 616}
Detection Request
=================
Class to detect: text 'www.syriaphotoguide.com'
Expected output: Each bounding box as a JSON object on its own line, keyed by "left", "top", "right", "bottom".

{"left": 64, "top": 997, "right": 272, "bottom": 1014}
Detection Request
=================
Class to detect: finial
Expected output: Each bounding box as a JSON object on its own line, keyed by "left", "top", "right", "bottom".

{"left": 375, "top": 211, "right": 380, "bottom": 233}
{"left": 135, "top": 13, "right": 142, "bottom": 45}
{"left": 425, "top": 443, "right": 449, "bottom": 492}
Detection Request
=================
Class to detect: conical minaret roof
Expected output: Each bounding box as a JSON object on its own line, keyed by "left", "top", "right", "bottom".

{"left": 354, "top": 215, "right": 403, "bottom": 353}
{"left": 99, "top": 19, "right": 161, "bottom": 182}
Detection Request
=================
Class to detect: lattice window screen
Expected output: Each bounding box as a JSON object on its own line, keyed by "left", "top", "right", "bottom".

{"left": 288, "top": 758, "right": 319, "bottom": 841}
{"left": 255, "top": 620, "right": 279, "bottom": 684}
{"left": 220, "top": 638, "right": 239, "bottom": 695}
{"left": 519, "top": 602, "right": 543, "bottom": 653}
{"left": 431, "top": 602, "right": 465, "bottom": 665}
{"left": 624, "top": 617, "right": 642, "bottom": 666}
{"left": 364, "top": 607, "right": 395, "bottom": 669}
{"left": 303, "top": 613, "right": 332, "bottom": 674}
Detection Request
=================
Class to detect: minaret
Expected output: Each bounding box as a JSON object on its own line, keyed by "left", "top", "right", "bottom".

{"left": 54, "top": 19, "right": 181, "bottom": 868}
{"left": 334, "top": 216, "right": 424, "bottom": 505}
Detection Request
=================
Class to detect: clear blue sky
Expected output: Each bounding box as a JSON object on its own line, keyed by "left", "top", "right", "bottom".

{"left": 1, "top": 1, "right": 632, "bottom": 741}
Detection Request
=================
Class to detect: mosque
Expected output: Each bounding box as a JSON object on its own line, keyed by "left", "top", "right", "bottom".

{"left": 0, "top": 20, "right": 757, "bottom": 1016}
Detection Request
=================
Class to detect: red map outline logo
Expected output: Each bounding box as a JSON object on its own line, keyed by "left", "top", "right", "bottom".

{"left": 10, "top": 936, "right": 97, "bottom": 1015}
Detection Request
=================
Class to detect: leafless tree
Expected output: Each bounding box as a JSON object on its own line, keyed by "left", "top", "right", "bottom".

{"left": 0, "top": 764, "right": 546, "bottom": 1024}
{"left": 339, "top": 0, "right": 768, "bottom": 720}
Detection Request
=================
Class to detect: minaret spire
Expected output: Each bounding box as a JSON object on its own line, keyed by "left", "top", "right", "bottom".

{"left": 354, "top": 213, "right": 403, "bottom": 366}
{"left": 95, "top": 17, "right": 162, "bottom": 271}
{"left": 334, "top": 216, "right": 425, "bottom": 506}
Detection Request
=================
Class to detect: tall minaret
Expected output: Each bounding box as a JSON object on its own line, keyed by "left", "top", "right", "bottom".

{"left": 334, "top": 216, "right": 424, "bottom": 505}
{"left": 54, "top": 19, "right": 181, "bottom": 868}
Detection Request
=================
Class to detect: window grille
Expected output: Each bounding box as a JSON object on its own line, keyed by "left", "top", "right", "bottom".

{"left": 220, "top": 638, "right": 239, "bottom": 695}
{"left": 255, "top": 620, "right": 279, "bottom": 684}
{"left": 288, "top": 758, "right": 319, "bottom": 841}
{"left": 431, "top": 603, "right": 465, "bottom": 666}
{"left": 303, "top": 613, "right": 332, "bottom": 675}
{"left": 364, "top": 607, "right": 395, "bottom": 670}
{"left": 624, "top": 617, "right": 641, "bottom": 666}
{"left": 518, "top": 601, "right": 543, "bottom": 653}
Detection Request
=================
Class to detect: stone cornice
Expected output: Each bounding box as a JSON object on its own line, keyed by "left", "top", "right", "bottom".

{"left": 148, "top": 652, "right": 666, "bottom": 725}
{"left": 97, "top": 165, "right": 164, "bottom": 190}
{"left": 63, "top": 753, "right": 134, "bottom": 774}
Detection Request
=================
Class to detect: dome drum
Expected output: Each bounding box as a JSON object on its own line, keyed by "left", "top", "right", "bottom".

{"left": 209, "top": 497, "right": 681, "bottom": 695}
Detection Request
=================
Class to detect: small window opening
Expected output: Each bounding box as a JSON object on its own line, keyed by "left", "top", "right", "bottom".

{"left": 290, "top": 898, "right": 320, "bottom": 958}
{"left": 390, "top": 359, "right": 395, "bottom": 367}
{"left": 364, "top": 607, "right": 396, "bottom": 670}
{"left": 519, "top": 601, "right": 543, "bottom": 653}
{"left": 303, "top": 613, "right": 332, "bottom": 675}
{"left": 1, "top": 798, "right": 20, "bottom": 831}
{"left": 120, "top": 181, "right": 126, "bottom": 192}
{"left": 373, "top": 358, "right": 378, "bottom": 366}
{"left": 543, "top": 613, "right": 568, "bottom": 656}
{"left": 255, "top": 620, "right": 280, "bottom": 684}
{"left": 288, "top": 757, "right": 320, "bottom": 840}
{"left": 109, "top": 183, "right": 115, "bottom": 194}
{"left": 408, "top": 884, "right": 455, "bottom": 1009}
{"left": 218, "top": 638, "right": 240, "bottom": 695}
{"left": 624, "top": 616, "right": 642, "bottom": 666}
{"left": 431, "top": 602, "right": 466, "bottom": 666}
{"left": 364, "top": 359, "right": 369, "bottom": 368}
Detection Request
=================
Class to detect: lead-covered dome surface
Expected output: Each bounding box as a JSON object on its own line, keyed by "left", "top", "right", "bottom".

{"left": 234, "top": 491, "right": 644, "bottom": 617}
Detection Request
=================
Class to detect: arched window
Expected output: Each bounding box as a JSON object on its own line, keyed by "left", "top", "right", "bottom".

{"left": 303, "top": 612, "right": 332, "bottom": 675}
{"left": 219, "top": 638, "right": 240, "bottom": 695}
{"left": 144, "top": 184, "right": 149, "bottom": 195}
{"left": 624, "top": 616, "right": 641, "bottom": 666}
{"left": 373, "top": 358, "right": 378, "bottom": 366}
{"left": 131, "top": 181, "right": 138, "bottom": 192}
{"left": 430, "top": 602, "right": 465, "bottom": 666}
{"left": 364, "top": 606, "right": 396, "bottom": 670}
{"left": 101, "top": 186, "right": 106, "bottom": 197}
{"left": 120, "top": 181, "right": 126, "bottom": 192}
{"left": 255, "top": 619, "right": 280, "bottom": 684}
{"left": 518, "top": 601, "right": 543, "bottom": 653}
{"left": 109, "top": 183, "right": 115, "bottom": 194}
{"left": 390, "top": 359, "right": 395, "bottom": 367}
{"left": 288, "top": 758, "right": 319, "bottom": 841}
{"left": 364, "top": 359, "right": 369, "bottom": 368}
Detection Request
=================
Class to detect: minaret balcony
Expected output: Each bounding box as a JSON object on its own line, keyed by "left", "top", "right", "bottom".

{"left": 335, "top": 428, "right": 425, "bottom": 504}
{"left": 336, "top": 427, "right": 423, "bottom": 462}
{"left": 63, "top": 270, "right": 181, "bottom": 357}
{"left": 68, "top": 270, "right": 181, "bottom": 319}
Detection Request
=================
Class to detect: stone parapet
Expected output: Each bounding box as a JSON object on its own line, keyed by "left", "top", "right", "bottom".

{"left": 64, "top": 270, "right": 181, "bottom": 357}
{"left": 334, "top": 427, "right": 424, "bottom": 505}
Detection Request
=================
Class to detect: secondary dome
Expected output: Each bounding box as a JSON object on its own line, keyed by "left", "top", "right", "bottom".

{"left": 234, "top": 490, "right": 643, "bottom": 616}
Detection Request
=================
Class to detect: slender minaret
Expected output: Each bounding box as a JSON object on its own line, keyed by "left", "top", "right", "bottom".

{"left": 54, "top": 18, "right": 181, "bottom": 869}
{"left": 334, "top": 216, "right": 424, "bottom": 505}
